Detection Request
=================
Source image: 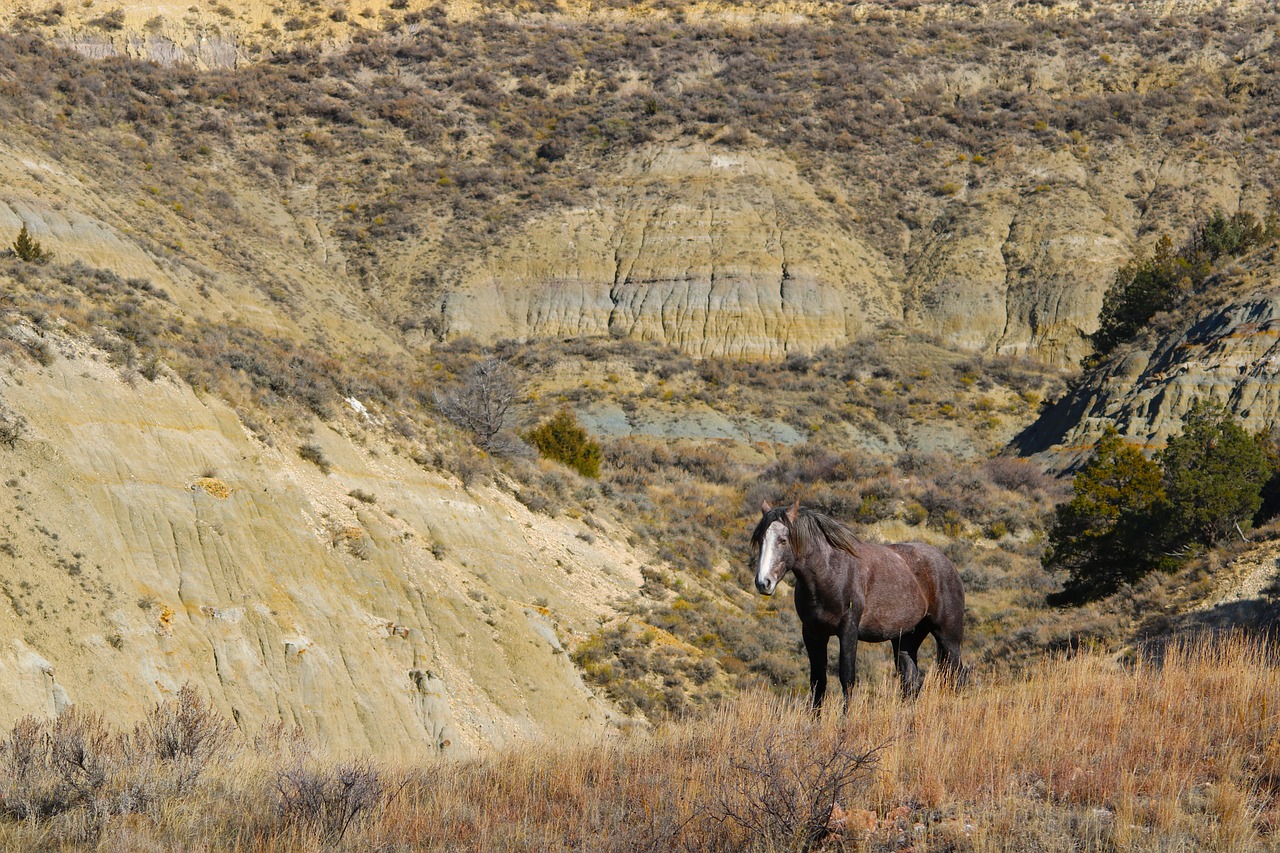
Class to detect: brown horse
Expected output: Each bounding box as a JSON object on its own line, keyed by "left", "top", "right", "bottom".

{"left": 751, "top": 499, "right": 965, "bottom": 707}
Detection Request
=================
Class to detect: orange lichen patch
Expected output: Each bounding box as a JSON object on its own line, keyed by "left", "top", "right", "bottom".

{"left": 379, "top": 620, "right": 410, "bottom": 638}
{"left": 1221, "top": 322, "right": 1280, "bottom": 339}
{"left": 1059, "top": 437, "right": 1167, "bottom": 455}
{"left": 158, "top": 606, "right": 175, "bottom": 634}
{"left": 191, "top": 477, "right": 232, "bottom": 499}
{"left": 337, "top": 525, "right": 365, "bottom": 541}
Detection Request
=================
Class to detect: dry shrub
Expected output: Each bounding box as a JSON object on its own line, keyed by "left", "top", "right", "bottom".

{"left": 129, "top": 684, "right": 236, "bottom": 799}
{"left": 275, "top": 760, "right": 399, "bottom": 846}
{"left": 711, "top": 724, "right": 882, "bottom": 851}
{"left": 0, "top": 686, "right": 232, "bottom": 843}
{"left": 420, "top": 637, "right": 1277, "bottom": 852}
{"left": 982, "top": 455, "right": 1054, "bottom": 494}
{"left": 1, "top": 642, "right": 1277, "bottom": 850}
{"left": 0, "top": 411, "right": 26, "bottom": 449}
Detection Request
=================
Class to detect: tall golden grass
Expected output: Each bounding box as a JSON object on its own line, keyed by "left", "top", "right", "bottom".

{"left": 2, "top": 636, "right": 1277, "bottom": 851}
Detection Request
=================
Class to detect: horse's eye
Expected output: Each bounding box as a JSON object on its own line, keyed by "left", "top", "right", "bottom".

{"left": 779, "top": 536, "right": 788, "bottom": 545}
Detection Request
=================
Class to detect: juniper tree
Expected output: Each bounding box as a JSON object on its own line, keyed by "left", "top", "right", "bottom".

{"left": 1159, "top": 402, "right": 1273, "bottom": 546}
{"left": 1044, "top": 427, "right": 1168, "bottom": 602}
{"left": 524, "top": 410, "right": 602, "bottom": 478}
{"left": 11, "top": 224, "right": 49, "bottom": 263}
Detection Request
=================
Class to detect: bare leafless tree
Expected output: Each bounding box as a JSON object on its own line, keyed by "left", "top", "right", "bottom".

{"left": 434, "top": 356, "right": 525, "bottom": 454}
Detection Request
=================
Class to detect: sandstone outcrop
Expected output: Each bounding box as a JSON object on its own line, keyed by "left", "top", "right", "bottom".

{"left": 438, "top": 140, "right": 1256, "bottom": 363}
{"left": 442, "top": 144, "right": 897, "bottom": 359}
{"left": 1013, "top": 248, "right": 1280, "bottom": 470}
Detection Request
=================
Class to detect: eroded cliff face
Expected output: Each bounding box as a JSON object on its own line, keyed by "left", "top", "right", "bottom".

{"left": 0, "top": 341, "right": 643, "bottom": 756}
{"left": 2, "top": 2, "right": 1273, "bottom": 366}
{"left": 442, "top": 144, "right": 896, "bottom": 358}
{"left": 1012, "top": 248, "right": 1280, "bottom": 470}
{"left": 437, "top": 140, "right": 1257, "bottom": 363}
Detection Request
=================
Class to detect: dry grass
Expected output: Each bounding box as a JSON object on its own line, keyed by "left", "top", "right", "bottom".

{"left": 3, "top": 637, "right": 1276, "bottom": 851}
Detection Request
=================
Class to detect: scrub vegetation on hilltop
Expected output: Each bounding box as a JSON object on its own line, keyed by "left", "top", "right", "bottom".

{"left": 0, "top": 2, "right": 1278, "bottom": 329}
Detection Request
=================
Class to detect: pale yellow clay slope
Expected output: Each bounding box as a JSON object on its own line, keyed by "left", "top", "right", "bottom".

{"left": 0, "top": 340, "right": 645, "bottom": 756}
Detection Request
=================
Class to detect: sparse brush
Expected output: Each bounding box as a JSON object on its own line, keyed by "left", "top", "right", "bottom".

{"left": 1, "top": 640, "right": 1276, "bottom": 850}
{"left": 0, "top": 412, "right": 27, "bottom": 449}
{"left": 275, "top": 760, "right": 401, "bottom": 846}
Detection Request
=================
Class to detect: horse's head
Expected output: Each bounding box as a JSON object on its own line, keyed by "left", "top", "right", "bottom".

{"left": 751, "top": 498, "right": 799, "bottom": 595}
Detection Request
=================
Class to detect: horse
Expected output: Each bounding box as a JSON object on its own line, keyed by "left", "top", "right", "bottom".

{"left": 750, "top": 499, "right": 965, "bottom": 707}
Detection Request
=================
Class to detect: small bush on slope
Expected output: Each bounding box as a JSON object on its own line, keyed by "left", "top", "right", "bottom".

{"left": 524, "top": 409, "right": 603, "bottom": 478}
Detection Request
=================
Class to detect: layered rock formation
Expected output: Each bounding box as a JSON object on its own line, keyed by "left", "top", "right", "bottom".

{"left": 1013, "top": 247, "right": 1280, "bottom": 470}
{"left": 442, "top": 144, "right": 896, "bottom": 359}
{"left": 438, "top": 140, "right": 1257, "bottom": 363}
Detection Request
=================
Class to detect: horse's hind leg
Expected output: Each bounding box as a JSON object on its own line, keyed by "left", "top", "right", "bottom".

{"left": 931, "top": 624, "right": 965, "bottom": 688}
{"left": 893, "top": 629, "right": 926, "bottom": 698}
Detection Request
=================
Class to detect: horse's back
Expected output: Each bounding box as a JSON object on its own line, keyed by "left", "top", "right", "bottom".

{"left": 887, "top": 542, "right": 965, "bottom": 621}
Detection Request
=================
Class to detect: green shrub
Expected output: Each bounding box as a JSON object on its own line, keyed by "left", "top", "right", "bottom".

{"left": 1047, "top": 409, "right": 1279, "bottom": 603}
{"left": 1089, "top": 209, "right": 1277, "bottom": 361}
{"left": 1044, "top": 427, "right": 1168, "bottom": 602}
{"left": 1089, "top": 235, "right": 1188, "bottom": 359}
{"left": 524, "top": 410, "right": 602, "bottom": 479}
{"left": 1190, "top": 209, "right": 1274, "bottom": 263}
{"left": 1159, "top": 402, "right": 1273, "bottom": 546}
{"left": 11, "top": 225, "right": 50, "bottom": 264}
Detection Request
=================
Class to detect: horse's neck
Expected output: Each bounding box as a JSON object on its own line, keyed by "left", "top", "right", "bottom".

{"left": 794, "top": 542, "right": 857, "bottom": 593}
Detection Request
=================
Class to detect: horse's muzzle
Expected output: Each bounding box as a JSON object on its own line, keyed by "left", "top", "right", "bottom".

{"left": 755, "top": 578, "right": 776, "bottom": 595}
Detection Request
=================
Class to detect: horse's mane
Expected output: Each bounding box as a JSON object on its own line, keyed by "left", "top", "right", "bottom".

{"left": 793, "top": 509, "right": 862, "bottom": 558}
{"left": 750, "top": 505, "right": 861, "bottom": 558}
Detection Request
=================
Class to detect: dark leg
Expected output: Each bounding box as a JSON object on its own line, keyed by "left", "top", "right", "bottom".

{"left": 803, "top": 623, "right": 829, "bottom": 711}
{"left": 896, "top": 628, "right": 928, "bottom": 698}
{"left": 838, "top": 620, "right": 859, "bottom": 708}
{"left": 932, "top": 622, "right": 965, "bottom": 688}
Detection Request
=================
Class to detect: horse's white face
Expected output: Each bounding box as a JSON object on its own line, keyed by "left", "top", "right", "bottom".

{"left": 755, "top": 520, "right": 792, "bottom": 596}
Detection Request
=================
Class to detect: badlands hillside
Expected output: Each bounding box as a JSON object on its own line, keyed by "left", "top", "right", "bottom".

{"left": 0, "top": 0, "right": 1279, "bottom": 764}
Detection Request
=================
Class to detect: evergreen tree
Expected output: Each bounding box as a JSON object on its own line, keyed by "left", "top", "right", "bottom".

{"left": 524, "top": 410, "right": 602, "bottom": 478}
{"left": 1159, "top": 402, "right": 1272, "bottom": 546}
{"left": 1044, "top": 427, "right": 1168, "bottom": 602}
{"left": 11, "top": 224, "right": 49, "bottom": 263}
{"left": 1088, "top": 235, "right": 1187, "bottom": 359}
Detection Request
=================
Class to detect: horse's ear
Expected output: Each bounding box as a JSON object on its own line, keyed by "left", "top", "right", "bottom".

{"left": 761, "top": 500, "right": 772, "bottom": 515}
{"left": 786, "top": 497, "right": 799, "bottom": 524}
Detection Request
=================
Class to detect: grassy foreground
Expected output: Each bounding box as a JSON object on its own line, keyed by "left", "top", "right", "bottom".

{"left": 2, "top": 637, "right": 1277, "bottom": 852}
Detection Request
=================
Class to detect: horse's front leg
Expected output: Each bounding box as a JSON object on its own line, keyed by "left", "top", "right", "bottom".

{"left": 838, "top": 618, "right": 859, "bottom": 708}
{"left": 802, "top": 623, "right": 828, "bottom": 711}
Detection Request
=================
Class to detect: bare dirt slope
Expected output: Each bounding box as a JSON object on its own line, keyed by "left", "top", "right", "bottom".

{"left": 0, "top": 335, "right": 648, "bottom": 756}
